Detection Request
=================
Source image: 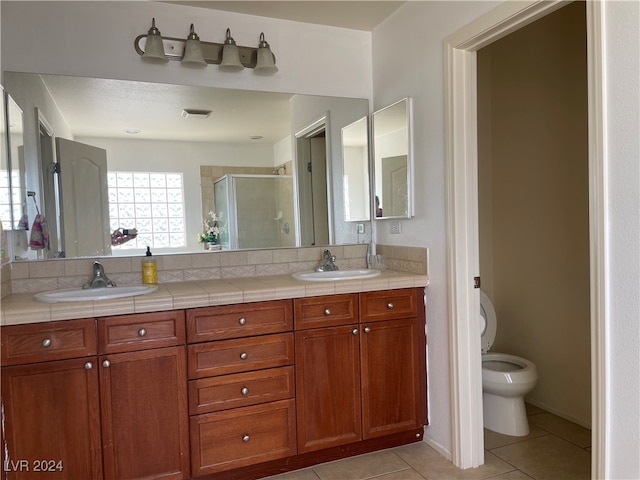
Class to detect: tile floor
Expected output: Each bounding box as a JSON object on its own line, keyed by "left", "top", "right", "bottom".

{"left": 266, "top": 405, "right": 591, "bottom": 480}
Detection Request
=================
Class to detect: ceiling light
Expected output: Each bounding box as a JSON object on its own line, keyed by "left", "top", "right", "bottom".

{"left": 250, "top": 136, "right": 264, "bottom": 141}
{"left": 125, "top": 129, "right": 141, "bottom": 134}
{"left": 181, "top": 109, "right": 212, "bottom": 119}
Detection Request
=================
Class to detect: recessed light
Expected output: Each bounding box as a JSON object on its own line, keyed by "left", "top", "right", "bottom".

{"left": 181, "top": 109, "right": 212, "bottom": 119}
{"left": 125, "top": 129, "right": 141, "bottom": 134}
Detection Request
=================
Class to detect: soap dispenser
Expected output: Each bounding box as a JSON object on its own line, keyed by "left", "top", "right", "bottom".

{"left": 142, "top": 246, "right": 157, "bottom": 284}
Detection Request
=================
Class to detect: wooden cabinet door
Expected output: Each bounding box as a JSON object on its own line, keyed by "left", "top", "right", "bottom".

{"left": 360, "top": 318, "right": 424, "bottom": 439}
{"left": 99, "top": 346, "right": 189, "bottom": 480}
{"left": 1, "top": 358, "right": 103, "bottom": 480}
{"left": 295, "top": 325, "right": 362, "bottom": 453}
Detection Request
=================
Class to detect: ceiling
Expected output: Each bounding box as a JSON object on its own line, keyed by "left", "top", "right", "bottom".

{"left": 164, "top": 1, "right": 406, "bottom": 31}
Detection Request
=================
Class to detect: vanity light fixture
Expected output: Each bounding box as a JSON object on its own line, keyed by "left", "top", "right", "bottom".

{"left": 134, "top": 19, "right": 278, "bottom": 74}
{"left": 141, "top": 18, "right": 169, "bottom": 64}
{"left": 181, "top": 24, "right": 206, "bottom": 68}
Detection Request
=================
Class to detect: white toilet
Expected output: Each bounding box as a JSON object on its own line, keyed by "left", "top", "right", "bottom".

{"left": 480, "top": 290, "right": 538, "bottom": 436}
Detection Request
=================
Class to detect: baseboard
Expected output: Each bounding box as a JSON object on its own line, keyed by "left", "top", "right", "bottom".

{"left": 525, "top": 397, "right": 592, "bottom": 430}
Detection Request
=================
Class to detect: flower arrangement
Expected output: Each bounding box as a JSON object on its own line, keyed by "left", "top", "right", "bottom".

{"left": 197, "top": 211, "right": 226, "bottom": 244}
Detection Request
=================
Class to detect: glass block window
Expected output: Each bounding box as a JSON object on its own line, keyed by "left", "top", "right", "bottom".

{"left": 0, "top": 170, "right": 21, "bottom": 231}
{"left": 108, "top": 172, "right": 185, "bottom": 250}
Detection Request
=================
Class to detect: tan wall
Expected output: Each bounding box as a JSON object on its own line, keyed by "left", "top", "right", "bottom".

{"left": 478, "top": 2, "right": 591, "bottom": 427}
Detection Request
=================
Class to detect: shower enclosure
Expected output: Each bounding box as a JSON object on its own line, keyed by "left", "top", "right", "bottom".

{"left": 213, "top": 174, "right": 295, "bottom": 250}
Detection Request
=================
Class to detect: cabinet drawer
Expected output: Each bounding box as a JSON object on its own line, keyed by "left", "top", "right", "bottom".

{"left": 98, "top": 310, "right": 185, "bottom": 354}
{"left": 190, "top": 399, "right": 296, "bottom": 476}
{"left": 186, "top": 300, "right": 293, "bottom": 343}
{"left": 188, "top": 333, "right": 294, "bottom": 379}
{"left": 1, "top": 319, "right": 97, "bottom": 366}
{"left": 294, "top": 294, "right": 358, "bottom": 330}
{"left": 189, "top": 366, "right": 294, "bottom": 415}
{"left": 360, "top": 288, "right": 419, "bottom": 323}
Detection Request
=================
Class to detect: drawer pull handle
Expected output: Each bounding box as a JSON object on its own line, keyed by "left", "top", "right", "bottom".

{"left": 102, "top": 360, "right": 111, "bottom": 368}
{"left": 324, "top": 309, "right": 332, "bottom": 315}
{"left": 387, "top": 302, "right": 394, "bottom": 309}
{"left": 84, "top": 362, "right": 93, "bottom": 370}
{"left": 240, "top": 352, "right": 248, "bottom": 360}
{"left": 364, "top": 327, "right": 371, "bottom": 333}
{"left": 241, "top": 387, "right": 249, "bottom": 395}
{"left": 352, "top": 328, "right": 359, "bottom": 335}
{"left": 138, "top": 328, "right": 147, "bottom": 337}
{"left": 238, "top": 317, "right": 247, "bottom": 325}
{"left": 42, "top": 338, "right": 52, "bottom": 348}
{"left": 242, "top": 435, "right": 250, "bottom": 443}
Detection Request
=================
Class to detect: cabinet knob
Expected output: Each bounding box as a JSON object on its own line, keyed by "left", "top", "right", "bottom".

{"left": 84, "top": 362, "right": 93, "bottom": 370}
{"left": 324, "top": 309, "right": 331, "bottom": 316}
{"left": 42, "top": 338, "right": 52, "bottom": 348}
{"left": 138, "top": 328, "right": 147, "bottom": 337}
{"left": 102, "top": 360, "right": 111, "bottom": 368}
{"left": 364, "top": 327, "right": 371, "bottom": 333}
{"left": 352, "top": 328, "right": 359, "bottom": 335}
{"left": 238, "top": 317, "right": 247, "bottom": 325}
{"left": 387, "top": 302, "right": 394, "bottom": 309}
{"left": 242, "top": 435, "right": 250, "bottom": 443}
{"left": 241, "top": 387, "right": 249, "bottom": 396}
{"left": 240, "top": 352, "right": 248, "bottom": 360}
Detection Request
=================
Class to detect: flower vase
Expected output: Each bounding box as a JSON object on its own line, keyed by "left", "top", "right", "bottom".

{"left": 207, "top": 242, "right": 221, "bottom": 251}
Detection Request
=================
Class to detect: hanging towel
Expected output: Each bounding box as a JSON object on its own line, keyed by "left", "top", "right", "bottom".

{"left": 18, "top": 214, "right": 29, "bottom": 230}
{"left": 29, "top": 214, "right": 50, "bottom": 250}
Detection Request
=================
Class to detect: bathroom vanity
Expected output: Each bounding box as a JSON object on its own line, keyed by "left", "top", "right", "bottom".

{"left": 0, "top": 277, "right": 427, "bottom": 480}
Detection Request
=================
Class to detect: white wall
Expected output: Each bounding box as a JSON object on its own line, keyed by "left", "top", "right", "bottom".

{"left": 602, "top": 2, "right": 640, "bottom": 478}
{"left": 372, "top": 1, "right": 501, "bottom": 454}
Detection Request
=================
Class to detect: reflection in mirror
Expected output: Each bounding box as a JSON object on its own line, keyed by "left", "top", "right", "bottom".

{"left": 0, "top": 87, "right": 7, "bottom": 263}
{"left": 1, "top": 92, "right": 28, "bottom": 262}
{"left": 341, "top": 117, "right": 370, "bottom": 222}
{"left": 2, "top": 72, "right": 370, "bottom": 261}
{"left": 372, "top": 98, "right": 412, "bottom": 219}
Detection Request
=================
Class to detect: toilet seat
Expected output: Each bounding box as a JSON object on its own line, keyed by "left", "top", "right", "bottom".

{"left": 480, "top": 290, "right": 497, "bottom": 353}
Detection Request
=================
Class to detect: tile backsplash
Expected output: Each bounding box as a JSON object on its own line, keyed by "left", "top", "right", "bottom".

{"left": 3, "top": 244, "right": 428, "bottom": 296}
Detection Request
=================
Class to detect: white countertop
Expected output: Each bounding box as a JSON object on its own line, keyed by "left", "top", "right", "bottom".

{"left": 1, "top": 270, "right": 428, "bottom": 326}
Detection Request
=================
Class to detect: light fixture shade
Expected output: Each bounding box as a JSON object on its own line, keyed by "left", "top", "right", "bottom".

{"left": 219, "top": 28, "right": 244, "bottom": 72}
{"left": 181, "top": 24, "right": 206, "bottom": 68}
{"left": 142, "top": 18, "right": 169, "bottom": 64}
{"left": 255, "top": 33, "right": 278, "bottom": 75}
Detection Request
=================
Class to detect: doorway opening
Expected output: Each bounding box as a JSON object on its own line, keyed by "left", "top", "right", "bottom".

{"left": 444, "top": 0, "right": 605, "bottom": 475}
{"left": 295, "top": 117, "right": 331, "bottom": 246}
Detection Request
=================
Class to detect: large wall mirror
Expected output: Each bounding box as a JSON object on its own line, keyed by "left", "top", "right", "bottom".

{"left": 372, "top": 98, "right": 413, "bottom": 219}
{"left": 2, "top": 71, "right": 370, "bottom": 261}
{"left": 341, "top": 116, "right": 370, "bottom": 222}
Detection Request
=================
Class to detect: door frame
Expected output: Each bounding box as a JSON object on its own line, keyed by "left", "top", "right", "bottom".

{"left": 444, "top": 1, "right": 606, "bottom": 477}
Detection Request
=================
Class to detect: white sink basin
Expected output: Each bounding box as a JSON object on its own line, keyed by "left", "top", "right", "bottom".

{"left": 292, "top": 269, "right": 381, "bottom": 282}
{"left": 34, "top": 285, "right": 158, "bottom": 303}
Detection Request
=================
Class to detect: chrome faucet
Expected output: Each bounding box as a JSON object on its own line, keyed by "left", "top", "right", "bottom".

{"left": 83, "top": 261, "right": 117, "bottom": 289}
{"left": 316, "top": 249, "right": 339, "bottom": 272}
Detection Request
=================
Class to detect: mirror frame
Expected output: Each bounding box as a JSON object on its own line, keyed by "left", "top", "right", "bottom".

{"left": 371, "top": 97, "right": 413, "bottom": 219}
{"left": 341, "top": 116, "right": 371, "bottom": 222}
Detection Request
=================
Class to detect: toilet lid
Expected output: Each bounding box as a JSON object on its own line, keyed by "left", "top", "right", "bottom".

{"left": 480, "top": 290, "right": 497, "bottom": 354}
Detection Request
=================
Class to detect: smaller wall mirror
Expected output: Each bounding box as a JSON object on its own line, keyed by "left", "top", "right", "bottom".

{"left": 372, "top": 98, "right": 413, "bottom": 219}
{"left": 341, "top": 116, "right": 370, "bottom": 221}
